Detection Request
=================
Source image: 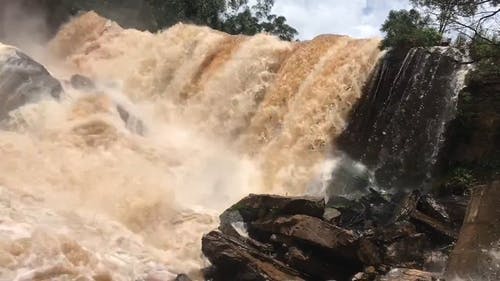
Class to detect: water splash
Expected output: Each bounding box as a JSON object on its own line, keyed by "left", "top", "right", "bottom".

{"left": 0, "top": 11, "right": 381, "bottom": 279}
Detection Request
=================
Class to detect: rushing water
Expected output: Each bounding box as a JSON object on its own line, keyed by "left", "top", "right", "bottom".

{"left": 0, "top": 12, "right": 381, "bottom": 280}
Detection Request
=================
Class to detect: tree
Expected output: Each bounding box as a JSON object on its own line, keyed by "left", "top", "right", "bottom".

{"left": 146, "top": 0, "right": 226, "bottom": 29}
{"left": 410, "top": 0, "right": 499, "bottom": 41}
{"left": 410, "top": 0, "right": 484, "bottom": 34}
{"left": 407, "top": 0, "right": 500, "bottom": 75}
{"left": 221, "top": 0, "right": 298, "bottom": 40}
{"left": 380, "top": 9, "right": 442, "bottom": 50}
{"left": 146, "top": 0, "right": 298, "bottom": 40}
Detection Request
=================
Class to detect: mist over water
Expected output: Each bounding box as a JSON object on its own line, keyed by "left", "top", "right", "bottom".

{"left": 0, "top": 11, "right": 381, "bottom": 280}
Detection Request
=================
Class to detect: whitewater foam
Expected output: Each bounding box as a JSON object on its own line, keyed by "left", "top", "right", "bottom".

{"left": 0, "top": 11, "right": 381, "bottom": 280}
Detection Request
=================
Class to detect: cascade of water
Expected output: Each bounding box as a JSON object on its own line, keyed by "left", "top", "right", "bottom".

{"left": 0, "top": 11, "right": 382, "bottom": 280}
{"left": 337, "top": 47, "right": 470, "bottom": 192}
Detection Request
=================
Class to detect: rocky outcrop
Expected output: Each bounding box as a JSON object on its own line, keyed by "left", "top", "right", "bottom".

{"left": 437, "top": 71, "right": 500, "bottom": 182}
{"left": 446, "top": 180, "right": 500, "bottom": 280}
{"left": 202, "top": 190, "right": 468, "bottom": 280}
{"left": 337, "top": 47, "right": 469, "bottom": 191}
{"left": 0, "top": 43, "right": 62, "bottom": 120}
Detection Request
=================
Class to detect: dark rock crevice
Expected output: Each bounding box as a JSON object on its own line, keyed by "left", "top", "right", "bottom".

{"left": 202, "top": 190, "right": 467, "bottom": 281}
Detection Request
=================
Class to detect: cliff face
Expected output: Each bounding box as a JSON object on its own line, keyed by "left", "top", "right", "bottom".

{"left": 437, "top": 72, "right": 500, "bottom": 182}
{"left": 337, "top": 47, "right": 469, "bottom": 191}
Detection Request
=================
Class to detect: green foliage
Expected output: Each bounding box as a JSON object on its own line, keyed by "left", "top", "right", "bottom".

{"left": 146, "top": 0, "right": 226, "bottom": 28}
{"left": 28, "top": 0, "right": 297, "bottom": 40}
{"left": 221, "top": 1, "right": 298, "bottom": 40}
{"left": 467, "top": 35, "right": 500, "bottom": 82}
{"left": 410, "top": 0, "right": 487, "bottom": 33}
{"left": 146, "top": 0, "right": 298, "bottom": 40}
{"left": 380, "top": 9, "right": 442, "bottom": 50}
{"left": 381, "top": 0, "right": 499, "bottom": 70}
{"left": 442, "top": 167, "right": 476, "bottom": 195}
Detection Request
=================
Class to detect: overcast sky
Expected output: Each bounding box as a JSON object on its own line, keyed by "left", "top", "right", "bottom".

{"left": 272, "top": 0, "right": 410, "bottom": 40}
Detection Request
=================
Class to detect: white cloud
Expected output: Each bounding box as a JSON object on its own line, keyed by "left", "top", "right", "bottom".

{"left": 272, "top": 0, "right": 411, "bottom": 40}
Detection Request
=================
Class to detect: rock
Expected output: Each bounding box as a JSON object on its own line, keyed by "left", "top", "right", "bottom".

{"left": 338, "top": 47, "right": 469, "bottom": 190}
{"left": 374, "top": 221, "right": 418, "bottom": 243}
{"left": 410, "top": 209, "right": 458, "bottom": 240}
{"left": 252, "top": 214, "right": 381, "bottom": 265}
{"left": 384, "top": 233, "right": 428, "bottom": 268}
{"left": 0, "top": 43, "right": 62, "bottom": 120}
{"left": 67, "top": 74, "right": 146, "bottom": 135}
{"left": 70, "top": 74, "right": 96, "bottom": 91}
{"left": 390, "top": 191, "right": 458, "bottom": 241}
{"left": 173, "top": 274, "right": 192, "bottom": 281}
{"left": 282, "top": 246, "right": 356, "bottom": 281}
{"left": 434, "top": 195, "right": 468, "bottom": 229}
{"left": 446, "top": 181, "right": 500, "bottom": 280}
{"left": 380, "top": 268, "right": 438, "bottom": 281}
{"left": 116, "top": 104, "right": 146, "bottom": 135}
{"left": 416, "top": 194, "right": 451, "bottom": 224}
{"left": 323, "top": 207, "right": 341, "bottom": 223}
{"left": 220, "top": 194, "right": 324, "bottom": 237}
{"left": 204, "top": 188, "right": 472, "bottom": 280}
{"left": 328, "top": 188, "right": 393, "bottom": 229}
{"left": 202, "top": 231, "right": 304, "bottom": 281}
{"left": 252, "top": 215, "right": 358, "bottom": 255}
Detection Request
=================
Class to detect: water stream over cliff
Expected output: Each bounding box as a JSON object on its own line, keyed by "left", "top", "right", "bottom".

{"left": 332, "top": 47, "right": 470, "bottom": 196}
{"left": 0, "top": 9, "right": 476, "bottom": 280}
{"left": 0, "top": 12, "right": 382, "bottom": 280}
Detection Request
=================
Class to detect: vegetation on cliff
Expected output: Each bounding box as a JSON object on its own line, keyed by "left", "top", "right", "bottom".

{"left": 379, "top": 0, "right": 499, "bottom": 189}
{"left": 380, "top": 0, "right": 499, "bottom": 68}
{"left": 0, "top": 0, "right": 298, "bottom": 41}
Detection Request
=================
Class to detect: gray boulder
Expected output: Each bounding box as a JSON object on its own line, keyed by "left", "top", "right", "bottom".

{"left": 0, "top": 44, "right": 62, "bottom": 120}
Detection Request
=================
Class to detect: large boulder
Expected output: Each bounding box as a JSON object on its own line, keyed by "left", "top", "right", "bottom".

{"left": 379, "top": 268, "right": 438, "bottom": 281}
{"left": 446, "top": 181, "right": 500, "bottom": 280}
{"left": 0, "top": 43, "right": 62, "bottom": 120}
{"left": 219, "top": 194, "right": 324, "bottom": 237}
{"left": 203, "top": 191, "right": 471, "bottom": 280}
{"left": 251, "top": 214, "right": 379, "bottom": 264}
{"left": 202, "top": 231, "right": 304, "bottom": 281}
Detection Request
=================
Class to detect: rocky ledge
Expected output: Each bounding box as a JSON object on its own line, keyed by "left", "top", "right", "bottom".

{"left": 201, "top": 181, "right": 500, "bottom": 281}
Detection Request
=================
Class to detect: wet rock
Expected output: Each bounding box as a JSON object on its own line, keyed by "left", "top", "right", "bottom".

{"left": 252, "top": 214, "right": 381, "bottom": 266}
{"left": 338, "top": 47, "right": 468, "bottom": 190}
{"left": 203, "top": 186, "right": 475, "bottom": 280}
{"left": 446, "top": 181, "right": 500, "bottom": 280}
{"left": 410, "top": 209, "right": 458, "bottom": 240}
{"left": 391, "top": 191, "right": 458, "bottom": 241}
{"left": 328, "top": 189, "right": 393, "bottom": 229}
{"left": 374, "top": 221, "right": 418, "bottom": 243}
{"left": 435, "top": 195, "right": 468, "bottom": 229}
{"left": 67, "top": 74, "right": 146, "bottom": 135}
{"left": 380, "top": 268, "right": 438, "bottom": 281}
{"left": 351, "top": 266, "right": 381, "bottom": 281}
{"left": 116, "top": 104, "right": 146, "bottom": 135}
{"left": 323, "top": 207, "right": 341, "bottom": 223}
{"left": 282, "top": 245, "right": 356, "bottom": 281}
{"left": 202, "top": 230, "right": 304, "bottom": 281}
{"left": 384, "top": 233, "right": 428, "bottom": 268}
{"left": 70, "top": 74, "right": 96, "bottom": 91}
{"left": 252, "top": 215, "right": 358, "bottom": 256}
{"left": 220, "top": 194, "right": 324, "bottom": 237}
{"left": 173, "top": 274, "right": 191, "bottom": 281}
{"left": 417, "top": 194, "right": 451, "bottom": 224}
{"left": 0, "top": 44, "right": 62, "bottom": 120}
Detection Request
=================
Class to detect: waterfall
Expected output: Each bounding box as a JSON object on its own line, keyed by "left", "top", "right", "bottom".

{"left": 0, "top": 11, "right": 382, "bottom": 280}
{"left": 337, "top": 47, "right": 470, "bottom": 192}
